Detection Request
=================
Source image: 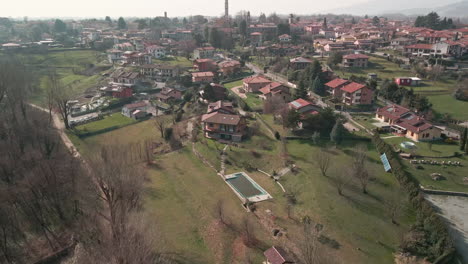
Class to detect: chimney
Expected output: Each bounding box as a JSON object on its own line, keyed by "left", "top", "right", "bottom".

{"left": 164, "top": 12, "right": 167, "bottom": 18}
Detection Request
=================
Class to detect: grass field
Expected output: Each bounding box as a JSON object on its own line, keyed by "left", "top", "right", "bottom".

{"left": 224, "top": 80, "right": 243, "bottom": 89}
{"left": 427, "top": 94, "right": 468, "bottom": 121}
{"left": 382, "top": 137, "right": 468, "bottom": 192}
{"left": 23, "top": 50, "right": 108, "bottom": 105}
{"left": 74, "top": 113, "right": 136, "bottom": 133}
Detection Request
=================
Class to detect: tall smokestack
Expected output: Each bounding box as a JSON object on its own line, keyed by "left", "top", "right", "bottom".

{"left": 164, "top": 11, "right": 167, "bottom": 18}
{"left": 225, "top": 0, "right": 229, "bottom": 19}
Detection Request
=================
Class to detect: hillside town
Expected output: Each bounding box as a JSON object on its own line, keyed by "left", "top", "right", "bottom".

{"left": 1, "top": 1, "right": 468, "bottom": 264}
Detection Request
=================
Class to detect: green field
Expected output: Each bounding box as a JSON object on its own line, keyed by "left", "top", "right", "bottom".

{"left": 23, "top": 50, "right": 109, "bottom": 105}
{"left": 337, "top": 56, "right": 468, "bottom": 121}
{"left": 383, "top": 137, "right": 468, "bottom": 192}
{"left": 427, "top": 94, "right": 468, "bottom": 121}
{"left": 74, "top": 113, "right": 136, "bottom": 133}
{"left": 223, "top": 80, "right": 243, "bottom": 89}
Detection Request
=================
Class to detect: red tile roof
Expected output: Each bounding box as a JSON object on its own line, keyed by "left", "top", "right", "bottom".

{"left": 243, "top": 75, "right": 271, "bottom": 84}
{"left": 264, "top": 246, "right": 294, "bottom": 264}
{"left": 341, "top": 82, "right": 366, "bottom": 93}
{"left": 259, "top": 82, "right": 288, "bottom": 95}
{"left": 405, "top": 44, "right": 433, "bottom": 50}
{"left": 325, "top": 78, "right": 349, "bottom": 88}
{"left": 201, "top": 112, "right": 241, "bottom": 125}
{"left": 192, "top": 72, "right": 214, "bottom": 77}
{"left": 289, "top": 98, "right": 312, "bottom": 110}
{"left": 376, "top": 104, "right": 411, "bottom": 120}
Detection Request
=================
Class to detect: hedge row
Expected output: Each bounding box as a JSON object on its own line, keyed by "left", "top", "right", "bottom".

{"left": 372, "top": 133, "right": 456, "bottom": 263}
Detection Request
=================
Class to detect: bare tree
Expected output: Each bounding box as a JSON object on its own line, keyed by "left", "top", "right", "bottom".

{"left": 351, "top": 145, "right": 370, "bottom": 194}
{"left": 385, "top": 193, "right": 405, "bottom": 225}
{"left": 47, "top": 72, "right": 72, "bottom": 129}
{"left": 154, "top": 117, "right": 168, "bottom": 139}
{"left": 315, "top": 148, "right": 331, "bottom": 177}
{"left": 330, "top": 166, "right": 349, "bottom": 196}
{"left": 240, "top": 216, "right": 258, "bottom": 248}
{"left": 298, "top": 216, "right": 320, "bottom": 264}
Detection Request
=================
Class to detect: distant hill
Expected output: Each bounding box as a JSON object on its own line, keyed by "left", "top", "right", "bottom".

{"left": 394, "top": 1, "right": 468, "bottom": 17}
{"left": 326, "top": 0, "right": 468, "bottom": 17}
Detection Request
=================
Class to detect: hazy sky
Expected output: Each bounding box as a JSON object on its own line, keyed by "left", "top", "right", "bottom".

{"left": 2, "top": 0, "right": 368, "bottom": 18}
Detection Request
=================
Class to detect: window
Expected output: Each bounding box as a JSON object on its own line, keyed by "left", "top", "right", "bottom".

{"left": 209, "top": 123, "right": 214, "bottom": 127}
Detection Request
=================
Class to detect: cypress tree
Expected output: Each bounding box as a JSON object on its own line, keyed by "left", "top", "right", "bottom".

{"left": 311, "top": 76, "right": 325, "bottom": 96}
{"left": 460, "top": 128, "right": 467, "bottom": 151}
{"left": 330, "top": 120, "right": 344, "bottom": 145}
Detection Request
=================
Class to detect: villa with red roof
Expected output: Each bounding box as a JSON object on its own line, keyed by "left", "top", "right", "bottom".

{"left": 289, "top": 57, "right": 313, "bottom": 70}
{"left": 192, "top": 72, "right": 214, "bottom": 83}
{"left": 342, "top": 54, "right": 369, "bottom": 67}
{"left": 201, "top": 101, "right": 246, "bottom": 142}
{"left": 288, "top": 98, "right": 320, "bottom": 115}
{"left": 341, "top": 82, "right": 373, "bottom": 105}
{"left": 375, "top": 104, "right": 441, "bottom": 141}
{"left": 243, "top": 75, "right": 272, "bottom": 93}
{"left": 325, "top": 78, "right": 373, "bottom": 105}
{"left": 259, "top": 82, "right": 291, "bottom": 103}
{"left": 193, "top": 59, "right": 216, "bottom": 72}
{"left": 325, "top": 78, "right": 350, "bottom": 98}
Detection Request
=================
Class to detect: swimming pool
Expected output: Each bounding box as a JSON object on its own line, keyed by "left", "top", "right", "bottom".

{"left": 225, "top": 172, "right": 271, "bottom": 201}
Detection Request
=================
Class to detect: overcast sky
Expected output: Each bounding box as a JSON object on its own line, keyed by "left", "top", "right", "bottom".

{"left": 2, "top": 0, "right": 369, "bottom": 18}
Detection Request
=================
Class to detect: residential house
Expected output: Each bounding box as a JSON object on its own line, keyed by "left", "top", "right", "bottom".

{"left": 342, "top": 54, "right": 369, "bottom": 68}
{"left": 390, "top": 37, "right": 415, "bottom": 50}
{"left": 395, "top": 77, "right": 421, "bottom": 86}
{"left": 323, "top": 43, "right": 345, "bottom": 52}
{"left": 121, "top": 51, "right": 152, "bottom": 65}
{"left": 218, "top": 60, "right": 241, "bottom": 77}
{"left": 404, "top": 42, "right": 450, "bottom": 58}
{"left": 113, "top": 42, "right": 134, "bottom": 51}
{"left": 305, "top": 24, "right": 322, "bottom": 35}
{"left": 289, "top": 57, "right": 313, "bottom": 70}
{"left": 278, "top": 34, "right": 292, "bottom": 43}
{"left": 325, "top": 78, "right": 350, "bottom": 99}
{"left": 110, "top": 70, "right": 141, "bottom": 86}
{"left": 154, "top": 87, "right": 182, "bottom": 103}
{"left": 263, "top": 246, "right": 294, "bottom": 264}
{"left": 207, "top": 100, "right": 234, "bottom": 114}
{"left": 250, "top": 32, "right": 263, "bottom": 47}
{"left": 247, "top": 23, "right": 278, "bottom": 40}
{"left": 354, "top": 39, "right": 374, "bottom": 50}
{"left": 341, "top": 82, "right": 373, "bottom": 105}
{"left": 146, "top": 45, "right": 166, "bottom": 59}
{"left": 100, "top": 85, "right": 133, "bottom": 98}
{"left": 243, "top": 75, "right": 272, "bottom": 93}
{"left": 194, "top": 59, "right": 217, "bottom": 72}
{"left": 259, "top": 82, "right": 291, "bottom": 103}
{"left": 192, "top": 72, "right": 214, "bottom": 83}
{"left": 375, "top": 104, "right": 441, "bottom": 141}
{"left": 193, "top": 47, "right": 215, "bottom": 59}
{"left": 288, "top": 98, "right": 320, "bottom": 115}
{"left": 122, "top": 101, "right": 149, "bottom": 119}
{"left": 106, "top": 49, "right": 123, "bottom": 64}
{"left": 201, "top": 106, "right": 246, "bottom": 142}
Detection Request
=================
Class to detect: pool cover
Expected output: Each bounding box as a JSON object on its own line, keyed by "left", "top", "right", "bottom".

{"left": 227, "top": 174, "right": 264, "bottom": 198}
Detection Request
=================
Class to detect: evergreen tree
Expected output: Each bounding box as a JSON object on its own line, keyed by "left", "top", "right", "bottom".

{"left": 372, "top": 16, "right": 380, "bottom": 26}
{"left": 54, "top": 19, "right": 67, "bottom": 32}
{"left": 465, "top": 135, "right": 468, "bottom": 154}
{"left": 202, "top": 84, "right": 216, "bottom": 102}
{"left": 105, "top": 16, "right": 112, "bottom": 26}
{"left": 311, "top": 76, "right": 325, "bottom": 96}
{"left": 294, "top": 79, "right": 308, "bottom": 99}
{"left": 461, "top": 128, "right": 467, "bottom": 151}
{"left": 117, "top": 17, "right": 127, "bottom": 29}
{"left": 330, "top": 120, "right": 345, "bottom": 145}
{"left": 209, "top": 28, "right": 222, "bottom": 48}
{"left": 240, "top": 20, "right": 247, "bottom": 37}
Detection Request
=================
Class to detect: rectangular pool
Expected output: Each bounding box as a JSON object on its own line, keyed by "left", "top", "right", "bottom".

{"left": 225, "top": 172, "right": 270, "bottom": 201}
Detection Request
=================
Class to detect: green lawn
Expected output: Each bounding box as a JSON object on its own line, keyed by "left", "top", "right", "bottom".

{"left": 427, "top": 94, "right": 468, "bottom": 121}
{"left": 23, "top": 50, "right": 108, "bottom": 106}
{"left": 223, "top": 80, "right": 243, "bottom": 89}
{"left": 74, "top": 113, "right": 136, "bottom": 134}
{"left": 244, "top": 93, "right": 264, "bottom": 111}
{"left": 382, "top": 137, "right": 468, "bottom": 192}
